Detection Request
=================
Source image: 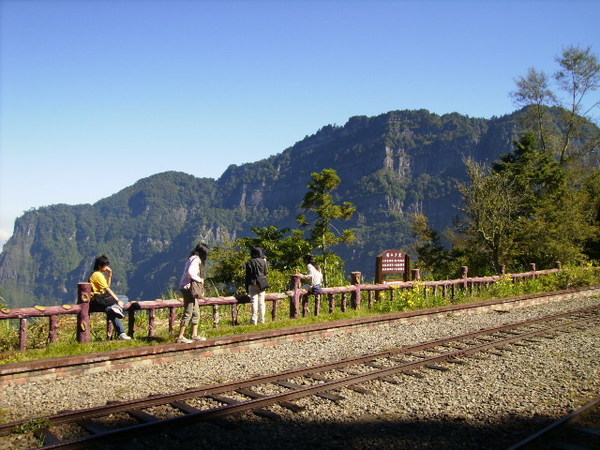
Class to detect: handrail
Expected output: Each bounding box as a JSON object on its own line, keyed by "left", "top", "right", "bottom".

{"left": 0, "top": 266, "right": 562, "bottom": 350}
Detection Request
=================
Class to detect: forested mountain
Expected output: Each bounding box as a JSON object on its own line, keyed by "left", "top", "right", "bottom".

{"left": 0, "top": 109, "right": 534, "bottom": 307}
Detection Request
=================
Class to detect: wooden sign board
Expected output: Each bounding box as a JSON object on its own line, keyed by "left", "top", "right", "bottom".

{"left": 376, "top": 249, "right": 410, "bottom": 283}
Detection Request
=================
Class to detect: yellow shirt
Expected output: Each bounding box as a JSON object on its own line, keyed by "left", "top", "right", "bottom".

{"left": 89, "top": 271, "right": 109, "bottom": 295}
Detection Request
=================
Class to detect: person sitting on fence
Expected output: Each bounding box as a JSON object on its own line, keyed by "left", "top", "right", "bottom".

{"left": 299, "top": 255, "right": 323, "bottom": 295}
{"left": 177, "top": 243, "right": 209, "bottom": 344}
{"left": 245, "top": 246, "right": 269, "bottom": 325}
{"left": 89, "top": 255, "right": 132, "bottom": 340}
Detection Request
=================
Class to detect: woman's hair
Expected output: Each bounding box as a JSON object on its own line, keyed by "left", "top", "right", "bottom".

{"left": 93, "top": 255, "right": 110, "bottom": 272}
{"left": 250, "top": 246, "right": 264, "bottom": 259}
{"left": 303, "top": 254, "right": 320, "bottom": 271}
{"left": 190, "top": 243, "right": 209, "bottom": 261}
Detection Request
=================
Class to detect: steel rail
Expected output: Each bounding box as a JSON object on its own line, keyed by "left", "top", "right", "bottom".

{"left": 507, "top": 397, "right": 600, "bottom": 449}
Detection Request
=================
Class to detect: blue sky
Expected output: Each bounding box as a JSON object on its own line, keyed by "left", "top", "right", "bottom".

{"left": 1, "top": 0, "right": 599, "bottom": 249}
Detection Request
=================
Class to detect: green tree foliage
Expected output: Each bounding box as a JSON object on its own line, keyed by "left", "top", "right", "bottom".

{"left": 455, "top": 157, "right": 521, "bottom": 273}
{"left": 495, "top": 133, "right": 594, "bottom": 267}
{"left": 238, "top": 226, "right": 311, "bottom": 273}
{"left": 411, "top": 213, "right": 464, "bottom": 279}
{"left": 510, "top": 67, "right": 556, "bottom": 151}
{"left": 210, "top": 170, "right": 357, "bottom": 293}
{"left": 446, "top": 45, "right": 600, "bottom": 276}
{"left": 208, "top": 225, "right": 313, "bottom": 295}
{"left": 455, "top": 132, "right": 596, "bottom": 273}
{"left": 297, "top": 169, "right": 356, "bottom": 253}
{"left": 297, "top": 169, "right": 356, "bottom": 284}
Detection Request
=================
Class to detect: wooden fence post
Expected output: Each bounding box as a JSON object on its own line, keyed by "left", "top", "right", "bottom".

{"left": 302, "top": 293, "right": 310, "bottom": 317}
{"left": 128, "top": 304, "right": 138, "bottom": 338}
{"left": 530, "top": 263, "right": 537, "bottom": 279}
{"left": 232, "top": 304, "right": 239, "bottom": 325}
{"left": 169, "top": 307, "right": 177, "bottom": 334}
{"left": 314, "top": 293, "right": 321, "bottom": 316}
{"left": 290, "top": 274, "right": 302, "bottom": 319}
{"left": 351, "top": 272, "right": 362, "bottom": 309}
{"left": 148, "top": 309, "right": 156, "bottom": 338}
{"left": 77, "top": 282, "right": 92, "bottom": 343}
{"left": 19, "top": 318, "right": 27, "bottom": 351}
{"left": 461, "top": 266, "right": 469, "bottom": 292}
{"left": 49, "top": 315, "right": 59, "bottom": 343}
{"left": 213, "top": 305, "right": 220, "bottom": 328}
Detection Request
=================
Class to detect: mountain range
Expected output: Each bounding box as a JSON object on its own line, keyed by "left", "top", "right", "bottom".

{"left": 0, "top": 108, "right": 528, "bottom": 307}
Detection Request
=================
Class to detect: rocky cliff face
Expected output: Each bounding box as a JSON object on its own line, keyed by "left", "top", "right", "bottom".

{"left": 0, "top": 109, "right": 521, "bottom": 307}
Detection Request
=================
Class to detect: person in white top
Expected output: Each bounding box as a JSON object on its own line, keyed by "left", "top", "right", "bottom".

{"left": 299, "top": 255, "right": 323, "bottom": 294}
{"left": 177, "top": 243, "right": 209, "bottom": 343}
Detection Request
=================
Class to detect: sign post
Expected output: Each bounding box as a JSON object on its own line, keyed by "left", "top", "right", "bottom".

{"left": 376, "top": 249, "right": 410, "bottom": 283}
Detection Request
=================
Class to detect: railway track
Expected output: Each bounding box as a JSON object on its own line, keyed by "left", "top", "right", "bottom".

{"left": 508, "top": 397, "right": 600, "bottom": 449}
{"left": 1, "top": 304, "right": 598, "bottom": 449}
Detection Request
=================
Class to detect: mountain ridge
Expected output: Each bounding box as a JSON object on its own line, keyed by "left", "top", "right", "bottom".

{"left": 0, "top": 108, "right": 528, "bottom": 307}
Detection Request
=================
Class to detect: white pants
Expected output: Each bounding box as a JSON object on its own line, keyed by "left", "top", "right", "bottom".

{"left": 248, "top": 284, "right": 266, "bottom": 325}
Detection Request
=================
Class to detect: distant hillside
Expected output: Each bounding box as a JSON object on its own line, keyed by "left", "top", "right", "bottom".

{"left": 0, "top": 109, "right": 527, "bottom": 307}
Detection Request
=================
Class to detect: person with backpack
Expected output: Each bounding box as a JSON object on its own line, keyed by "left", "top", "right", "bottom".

{"left": 245, "top": 246, "right": 268, "bottom": 325}
{"left": 89, "top": 255, "right": 132, "bottom": 340}
{"left": 177, "top": 243, "right": 209, "bottom": 343}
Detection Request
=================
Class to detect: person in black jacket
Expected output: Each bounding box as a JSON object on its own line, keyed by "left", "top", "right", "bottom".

{"left": 245, "top": 246, "right": 268, "bottom": 325}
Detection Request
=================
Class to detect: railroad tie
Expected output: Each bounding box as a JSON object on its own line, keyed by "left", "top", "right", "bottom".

{"left": 425, "top": 364, "right": 450, "bottom": 372}
{"left": 464, "top": 354, "right": 490, "bottom": 360}
{"left": 400, "top": 370, "right": 425, "bottom": 379}
{"left": 207, "top": 393, "right": 283, "bottom": 420}
{"left": 235, "top": 388, "right": 305, "bottom": 413}
{"left": 128, "top": 409, "right": 160, "bottom": 423}
{"left": 76, "top": 418, "right": 112, "bottom": 435}
{"left": 447, "top": 358, "right": 467, "bottom": 365}
{"left": 495, "top": 346, "right": 514, "bottom": 352}
{"left": 171, "top": 400, "right": 237, "bottom": 429}
{"left": 309, "top": 374, "right": 374, "bottom": 395}
{"left": 35, "top": 428, "right": 61, "bottom": 447}
{"left": 363, "top": 361, "right": 386, "bottom": 369}
{"left": 387, "top": 357, "right": 410, "bottom": 363}
{"left": 275, "top": 380, "right": 345, "bottom": 402}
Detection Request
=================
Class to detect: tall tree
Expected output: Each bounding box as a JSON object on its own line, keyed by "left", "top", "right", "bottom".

{"left": 554, "top": 45, "right": 600, "bottom": 162}
{"left": 297, "top": 169, "right": 356, "bottom": 284}
{"left": 456, "top": 132, "right": 595, "bottom": 273}
{"left": 510, "top": 67, "right": 556, "bottom": 151}
{"left": 455, "top": 157, "right": 521, "bottom": 273}
{"left": 510, "top": 45, "right": 600, "bottom": 163}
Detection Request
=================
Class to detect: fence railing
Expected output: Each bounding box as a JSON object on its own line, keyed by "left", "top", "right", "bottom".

{"left": 0, "top": 264, "right": 560, "bottom": 350}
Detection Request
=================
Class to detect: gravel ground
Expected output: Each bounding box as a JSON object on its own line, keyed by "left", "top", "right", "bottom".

{"left": 1, "top": 296, "right": 599, "bottom": 449}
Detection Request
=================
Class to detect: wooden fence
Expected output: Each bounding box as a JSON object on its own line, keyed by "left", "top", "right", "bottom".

{"left": 0, "top": 264, "right": 560, "bottom": 350}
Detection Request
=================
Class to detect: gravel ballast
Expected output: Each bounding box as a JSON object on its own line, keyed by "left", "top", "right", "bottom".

{"left": 1, "top": 295, "right": 599, "bottom": 449}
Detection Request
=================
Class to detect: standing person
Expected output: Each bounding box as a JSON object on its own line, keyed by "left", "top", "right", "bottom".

{"left": 177, "top": 243, "right": 209, "bottom": 343}
{"left": 299, "top": 255, "right": 323, "bottom": 294}
{"left": 245, "top": 246, "right": 268, "bottom": 325}
{"left": 89, "top": 255, "right": 132, "bottom": 340}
